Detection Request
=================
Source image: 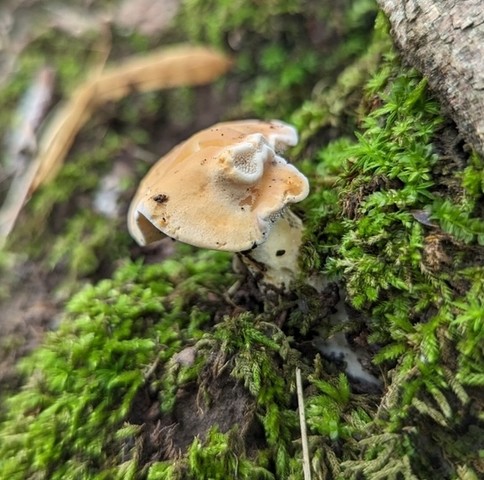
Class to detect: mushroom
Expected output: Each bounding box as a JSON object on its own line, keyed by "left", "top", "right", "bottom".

{"left": 128, "top": 119, "right": 309, "bottom": 289}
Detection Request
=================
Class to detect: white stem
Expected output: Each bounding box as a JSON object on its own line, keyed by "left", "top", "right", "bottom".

{"left": 242, "top": 209, "right": 304, "bottom": 289}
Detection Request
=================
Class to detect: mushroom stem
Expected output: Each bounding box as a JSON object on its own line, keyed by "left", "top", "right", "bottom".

{"left": 240, "top": 209, "right": 304, "bottom": 290}
{"left": 127, "top": 120, "right": 310, "bottom": 291}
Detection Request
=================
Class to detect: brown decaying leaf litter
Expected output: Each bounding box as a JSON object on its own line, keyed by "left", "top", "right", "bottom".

{"left": 0, "top": 45, "right": 232, "bottom": 242}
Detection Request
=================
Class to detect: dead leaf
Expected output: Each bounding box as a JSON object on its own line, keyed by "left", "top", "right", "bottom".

{"left": 0, "top": 44, "right": 232, "bottom": 242}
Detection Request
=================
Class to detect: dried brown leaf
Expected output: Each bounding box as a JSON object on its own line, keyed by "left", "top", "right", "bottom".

{"left": 0, "top": 44, "right": 232, "bottom": 241}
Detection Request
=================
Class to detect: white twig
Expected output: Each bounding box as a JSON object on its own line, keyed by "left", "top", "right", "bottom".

{"left": 296, "top": 367, "right": 311, "bottom": 480}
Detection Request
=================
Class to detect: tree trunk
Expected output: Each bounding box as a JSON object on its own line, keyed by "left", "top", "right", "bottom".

{"left": 376, "top": 0, "right": 484, "bottom": 155}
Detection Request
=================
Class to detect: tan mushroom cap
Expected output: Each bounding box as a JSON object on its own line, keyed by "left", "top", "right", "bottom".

{"left": 128, "top": 119, "right": 309, "bottom": 251}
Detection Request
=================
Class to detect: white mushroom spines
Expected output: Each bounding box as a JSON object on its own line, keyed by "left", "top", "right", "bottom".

{"left": 220, "top": 133, "right": 268, "bottom": 183}
{"left": 128, "top": 120, "right": 309, "bottom": 252}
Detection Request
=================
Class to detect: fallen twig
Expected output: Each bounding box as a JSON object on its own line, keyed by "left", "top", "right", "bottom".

{"left": 296, "top": 367, "right": 312, "bottom": 480}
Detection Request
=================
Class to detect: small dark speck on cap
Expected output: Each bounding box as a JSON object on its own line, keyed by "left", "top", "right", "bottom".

{"left": 153, "top": 194, "right": 169, "bottom": 204}
{"left": 276, "top": 250, "right": 286, "bottom": 257}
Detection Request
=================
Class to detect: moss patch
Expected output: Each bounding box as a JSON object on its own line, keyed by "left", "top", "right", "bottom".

{"left": 300, "top": 35, "right": 483, "bottom": 478}
{"left": 0, "top": 249, "right": 233, "bottom": 478}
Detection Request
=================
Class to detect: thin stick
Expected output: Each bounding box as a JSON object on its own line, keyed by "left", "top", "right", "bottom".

{"left": 296, "top": 367, "right": 312, "bottom": 480}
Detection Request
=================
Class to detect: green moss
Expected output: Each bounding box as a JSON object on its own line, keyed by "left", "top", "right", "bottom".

{"left": 148, "top": 427, "right": 274, "bottom": 480}
{"left": 177, "top": 0, "right": 304, "bottom": 47}
{"left": 0, "top": 249, "right": 232, "bottom": 479}
{"left": 0, "top": 256, "right": 307, "bottom": 480}
{"left": 178, "top": 0, "right": 377, "bottom": 119}
{"left": 301, "top": 37, "right": 483, "bottom": 478}
{"left": 291, "top": 16, "right": 392, "bottom": 155}
{"left": 209, "top": 314, "right": 298, "bottom": 477}
{"left": 186, "top": 427, "right": 272, "bottom": 480}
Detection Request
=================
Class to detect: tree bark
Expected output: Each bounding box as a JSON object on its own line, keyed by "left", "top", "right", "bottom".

{"left": 376, "top": 0, "right": 484, "bottom": 155}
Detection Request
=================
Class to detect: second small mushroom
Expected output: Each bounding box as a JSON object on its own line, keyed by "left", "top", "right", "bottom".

{"left": 128, "top": 119, "right": 309, "bottom": 289}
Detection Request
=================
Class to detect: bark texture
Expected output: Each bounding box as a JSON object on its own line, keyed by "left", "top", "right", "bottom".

{"left": 377, "top": 0, "right": 484, "bottom": 155}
